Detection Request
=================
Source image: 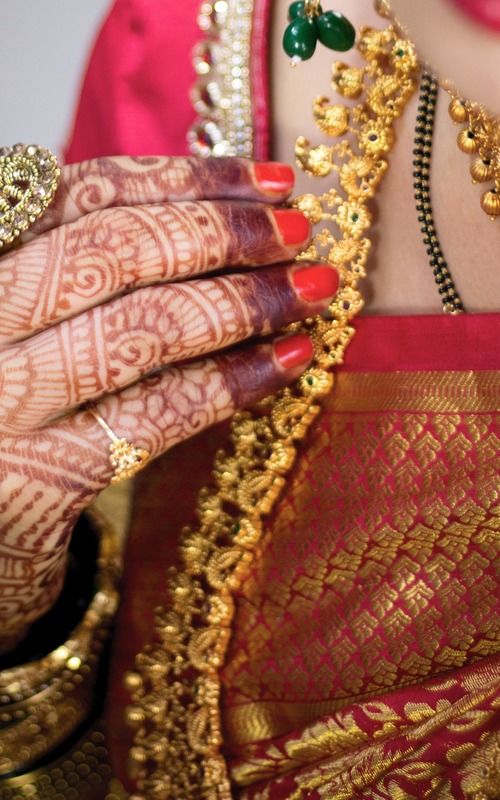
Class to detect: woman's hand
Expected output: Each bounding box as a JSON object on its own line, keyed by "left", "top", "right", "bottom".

{"left": 0, "top": 155, "right": 339, "bottom": 648}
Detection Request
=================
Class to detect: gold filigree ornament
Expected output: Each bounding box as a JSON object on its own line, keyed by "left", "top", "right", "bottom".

{"left": 126, "top": 20, "right": 420, "bottom": 800}
{"left": 87, "top": 405, "right": 151, "bottom": 484}
{"left": 0, "top": 143, "right": 60, "bottom": 249}
{"left": 447, "top": 91, "right": 500, "bottom": 220}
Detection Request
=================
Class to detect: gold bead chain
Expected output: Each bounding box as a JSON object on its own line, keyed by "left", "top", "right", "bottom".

{"left": 447, "top": 89, "right": 500, "bottom": 220}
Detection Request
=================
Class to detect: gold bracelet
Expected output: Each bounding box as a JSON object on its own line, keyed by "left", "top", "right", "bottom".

{"left": 0, "top": 719, "right": 127, "bottom": 800}
{"left": 0, "top": 507, "right": 122, "bottom": 791}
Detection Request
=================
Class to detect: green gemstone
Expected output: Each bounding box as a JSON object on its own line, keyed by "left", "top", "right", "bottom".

{"left": 288, "top": 1, "right": 323, "bottom": 20}
{"left": 283, "top": 16, "right": 318, "bottom": 61}
{"left": 288, "top": 1, "right": 305, "bottom": 20}
{"left": 316, "top": 11, "right": 356, "bottom": 52}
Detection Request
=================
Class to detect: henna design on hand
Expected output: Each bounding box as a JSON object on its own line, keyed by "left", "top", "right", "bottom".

{"left": 1, "top": 202, "right": 303, "bottom": 342}
{"left": 0, "top": 335, "right": 306, "bottom": 641}
{"left": 0, "top": 422, "right": 103, "bottom": 638}
{"left": 0, "top": 264, "right": 319, "bottom": 433}
{"left": 0, "top": 155, "right": 311, "bottom": 646}
{"left": 26, "top": 156, "right": 292, "bottom": 236}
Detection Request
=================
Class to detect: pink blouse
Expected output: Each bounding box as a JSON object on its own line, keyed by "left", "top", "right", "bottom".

{"left": 65, "top": 0, "right": 202, "bottom": 161}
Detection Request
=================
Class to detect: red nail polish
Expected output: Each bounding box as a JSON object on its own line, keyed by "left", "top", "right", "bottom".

{"left": 272, "top": 209, "right": 311, "bottom": 246}
{"left": 274, "top": 334, "right": 314, "bottom": 369}
{"left": 293, "top": 264, "right": 339, "bottom": 302}
{"left": 254, "top": 162, "right": 295, "bottom": 193}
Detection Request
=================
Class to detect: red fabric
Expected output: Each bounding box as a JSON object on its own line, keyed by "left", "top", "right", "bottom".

{"left": 218, "top": 314, "right": 500, "bottom": 798}
{"left": 107, "top": 313, "right": 500, "bottom": 794}
{"left": 251, "top": 0, "right": 272, "bottom": 160}
{"left": 233, "top": 656, "right": 500, "bottom": 799}
{"left": 65, "top": 0, "right": 201, "bottom": 161}
{"left": 65, "top": 0, "right": 272, "bottom": 163}
{"left": 344, "top": 312, "right": 500, "bottom": 372}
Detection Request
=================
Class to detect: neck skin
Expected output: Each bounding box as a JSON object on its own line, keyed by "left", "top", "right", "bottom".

{"left": 269, "top": 0, "right": 500, "bottom": 315}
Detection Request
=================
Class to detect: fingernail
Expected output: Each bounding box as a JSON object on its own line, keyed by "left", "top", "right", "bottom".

{"left": 293, "top": 264, "right": 339, "bottom": 302}
{"left": 272, "top": 209, "right": 311, "bottom": 246}
{"left": 254, "top": 162, "right": 295, "bottom": 193}
{"left": 274, "top": 334, "right": 314, "bottom": 369}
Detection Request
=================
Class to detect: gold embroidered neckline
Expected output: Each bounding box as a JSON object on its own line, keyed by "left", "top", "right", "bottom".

{"left": 188, "top": 0, "right": 255, "bottom": 158}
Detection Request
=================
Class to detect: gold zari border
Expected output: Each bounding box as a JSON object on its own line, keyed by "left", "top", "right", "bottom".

{"left": 225, "top": 675, "right": 500, "bottom": 750}
{"left": 330, "top": 370, "right": 500, "bottom": 414}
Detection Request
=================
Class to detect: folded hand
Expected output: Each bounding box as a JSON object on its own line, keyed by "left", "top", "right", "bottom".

{"left": 0, "top": 155, "right": 338, "bottom": 645}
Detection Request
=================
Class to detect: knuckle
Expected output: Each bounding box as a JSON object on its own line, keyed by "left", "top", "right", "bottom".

{"left": 162, "top": 201, "right": 228, "bottom": 275}
{"left": 68, "top": 158, "right": 121, "bottom": 215}
{"left": 104, "top": 288, "right": 175, "bottom": 370}
{"left": 192, "top": 157, "right": 253, "bottom": 197}
{"left": 220, "top": 345, "right": 284, "bottom": 408}
{"left": 231, "top": 267, "right": 300, "bottom": 333}
{"left": 216, "top": 201, "right": 284, "bottom": 266}
{"left": 62, "top": 209, "right": 142, "bottom": 297}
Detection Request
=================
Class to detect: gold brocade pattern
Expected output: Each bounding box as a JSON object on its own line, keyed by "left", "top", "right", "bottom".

{"left": 231, "top": 666, "right": 500, "bottom": 799}
{"left": 213, "top": 369, "right": 500, "bottom": 800}
{"left": 222, "top": 369, "right": 500, "bottom": 749}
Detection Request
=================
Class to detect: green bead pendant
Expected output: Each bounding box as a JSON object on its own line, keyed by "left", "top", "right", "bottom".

{"left": 316, "top": 10, "right": 356, "bottom": 52}
{"left": 283, "top": 16, "right": 318, "bottom": 62}
{"left": 288, "top": 1, "right": 323, "bottom": 20}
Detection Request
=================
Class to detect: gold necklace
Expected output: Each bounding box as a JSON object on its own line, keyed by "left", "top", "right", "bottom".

{"left": 125, "top": 12, "right": 419, "bottom": 800}
{"left": 447, "top": 88, "right": 500, "bottom": 220}
{"left": 379, "top": 0, "right": 500, "bottom": 223}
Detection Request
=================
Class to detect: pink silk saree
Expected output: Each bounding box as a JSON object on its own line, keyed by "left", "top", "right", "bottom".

{"left": 66, "top": 2, "right": 500, "bottom": 797}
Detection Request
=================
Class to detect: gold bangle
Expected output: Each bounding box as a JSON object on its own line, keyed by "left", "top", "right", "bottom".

{"left": 0, "top": 507, "right": 122, "bottom": 781}
{"left": 0, "top": 143, "right": 60, "bottom": 250}
{"left": 0, "top": 719, "right": 127, "bottom": 800}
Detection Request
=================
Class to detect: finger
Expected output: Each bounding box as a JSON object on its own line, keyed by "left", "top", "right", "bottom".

{"left": 0, "top": 333, "right": 312, "bottom": 590}
{"left": 0, "top": 204, "right": 310, "bottom": 342}
{"left": 0, "top": 333, "right": 312, "bottom": 632}
{"left": 24, "top": 157, "right": 296, "bottom": 237}
{"left": 61, "top": 334, "right": 316, "bottom": 486}
{"left": 0, "top": 264, "right": 339, "bottom": 433}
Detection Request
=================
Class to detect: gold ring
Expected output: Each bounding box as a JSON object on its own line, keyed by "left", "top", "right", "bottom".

{"left": 87, "top": 405, "right": 150, "bottom": 484}
{"left": 0, "top": 143, "right": 60, "bottom": 250}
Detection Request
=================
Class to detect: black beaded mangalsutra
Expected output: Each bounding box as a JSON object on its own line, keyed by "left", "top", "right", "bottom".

{"left": 413, "top": 72, "right": 464, "bottom": 314}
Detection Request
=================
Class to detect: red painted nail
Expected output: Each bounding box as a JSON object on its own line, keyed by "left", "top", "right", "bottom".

{"left": 274, "top": 334, "right": 314, "bottom": 369}
{"left": 254, "top": 162, "right": 295, "bottom": 193}
{"left": 293, "top": 264, "right": 339, "bottom": 302}
{"left": 272, "top": 209, "right": 311, "bottom": 246}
